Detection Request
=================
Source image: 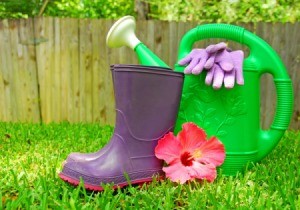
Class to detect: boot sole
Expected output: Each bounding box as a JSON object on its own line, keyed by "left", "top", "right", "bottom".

{"left": 59, "top": 172, "right": 163, "bottom": 191}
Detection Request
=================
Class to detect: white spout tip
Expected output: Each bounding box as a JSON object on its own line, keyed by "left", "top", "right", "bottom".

{"left": 106, "top": 16, "right": 141, "bottom": 49}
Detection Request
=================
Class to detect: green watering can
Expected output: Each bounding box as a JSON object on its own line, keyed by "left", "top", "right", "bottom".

{"left": 106, "top": 16, "right": 294, "bottom": 175}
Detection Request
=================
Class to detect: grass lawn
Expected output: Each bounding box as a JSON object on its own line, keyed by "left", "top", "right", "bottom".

{"left": 0, "top": 122, "right": 299, "bottom": 209}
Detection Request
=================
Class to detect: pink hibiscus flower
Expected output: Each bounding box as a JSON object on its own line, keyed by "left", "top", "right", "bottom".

{"left": 155, "top": 122, "right": 225, "bottom": 184}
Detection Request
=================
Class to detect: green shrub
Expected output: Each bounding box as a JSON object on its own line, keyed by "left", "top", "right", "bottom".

{"left": 0, "top": 0, "right": 299, "bottom": 22}
{"left": 147, "top": 0, "right": 300, "bottom": 23}
{"left": 0, "top": 0, "right": 42, "bottom": 18}
{"left": 45, "top": 0, "right": 135, "bottom": 19}
{"left": 0, "top": 0, "right": 135, "bottom": 19}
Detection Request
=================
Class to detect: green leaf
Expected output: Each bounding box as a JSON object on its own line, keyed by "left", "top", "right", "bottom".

{"left": 206, "top": 108, "right": 217, "bottom": 118}
{"left": 224, "top": 117, "right": 235, "bottom": 126}
{"left": 217, "top": 130, "right": 228, "bottom": 138}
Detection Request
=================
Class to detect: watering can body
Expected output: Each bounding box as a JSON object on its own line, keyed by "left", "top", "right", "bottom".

{"left": 106, "top": 18, "right": 293, "bottom": 176}
{"left": 173, "top": 72, "right": 261, "bottom": 175}
{"left": 135, "top": 24, "right": 293, "bottom": 175}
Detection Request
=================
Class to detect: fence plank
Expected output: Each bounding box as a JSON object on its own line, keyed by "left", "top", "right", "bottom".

{"left": 169, "top": 21, "right": 178, "bottom": 67}
{"left": 0, "top": 45, "right": 4, "bottom": 120}
{"left": 6, "top": 20, "right": 18, "bottom": 121}
{"left": 51, "top": 18, "right": 61, "bottom": 122}
{"left": 153, "top": 20, "right": 163, "bottom": 65}
{"left": 91, "top": 19, "right": 99, "bottom": 123}
{"left": 18, "top": 19, "right": 40, "bottom": 122}
{"left": 79, "top": 19, "right": 94, "bottom": 122}
{"left": 288, "top": 23, "right": 300, "bottom": 128}
{"left": 60, "top": 18, "right": 71, "bottom": 122}
{"left": 103, "top": 20, "right": 115, "bottom": 125}
{"left": 34, "top": 17, "right": 52, "bottom": 123}
{"left": 0, "top": 20, "right": 8, "bottom": 121}
{"left": 68, "top": 18, "right": 80, "bottom": 122}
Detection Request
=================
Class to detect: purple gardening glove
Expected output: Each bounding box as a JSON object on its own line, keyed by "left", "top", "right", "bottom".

{"left": 178, "top": 42, "right": 244, "bottom": 89}
{"left": 204, "top": 43, "right": 234, "bottom": 72}
{"left": 179, "top": 42, "right": 228, "bottom": 75}
{"left": 205, "top": 49, "right": 244, "bottom": 89}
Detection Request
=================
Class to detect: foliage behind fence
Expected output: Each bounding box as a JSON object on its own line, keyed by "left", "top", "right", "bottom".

{"left": 0, "top": 17, "right": 299, "bottom": 129}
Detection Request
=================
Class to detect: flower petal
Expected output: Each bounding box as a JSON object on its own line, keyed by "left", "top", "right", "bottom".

{"left": 162, "top": 161, "right": 191, "bottom": 184}
{"left": 197, "top": 136, "right": 225, "bottom": 166}
{"left": 178, "top": 122, "right": 207, "bottom": 152}
{"left": 187, "top": 161, "right": 217, "bottom": 182}
{"left": 155, "top": 132, "right": 181, "bottom": 164}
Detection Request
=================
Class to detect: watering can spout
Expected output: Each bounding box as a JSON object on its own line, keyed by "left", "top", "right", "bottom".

{"left": 133, "top": 43, "right": 169, "bottom": 68}
{"left": 106, "top": 16, "right": 169, "bottom": 68}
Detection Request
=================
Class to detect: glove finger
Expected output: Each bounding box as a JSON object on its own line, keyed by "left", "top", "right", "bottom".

{"left": 215, "top": 50, "right": 234, "bottom": 72}
{"left": 235, "top": 68, "right": 244, "bottom": 85}
{"left": 178, "top": 55, "right": 192, "bottom": 66}
{"left": 224, "top": 69, "right": 235, "bottom": 89}
{"left": 192, "top": 54, "right": 209, "bottom": 75}
{"left": 231, "top": 50, "right": 244, "bottom": 85}
{"left": 179, "top": 49, "right": 207, "bottom": 65}
{"left": 206, "top": 42, "right": 227, "bottom": 54}
{"left": 204, "top": 53, "right": 216, "bottom": 69}
{"left": 184, "top": 67, "right": 192, "bottom": 74}
{"left": 205, "top": 65, "right": 215, "bottom": 85}
{"left": 212, "top": 64, "right": 224, "bottom": 89}
{"left": 184, "top": 57, "right": 200, "bottom": 74}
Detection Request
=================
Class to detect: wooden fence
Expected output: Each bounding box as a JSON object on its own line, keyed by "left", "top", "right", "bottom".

{"left": 0, "top": 17, "right": 299, "bottom": 129}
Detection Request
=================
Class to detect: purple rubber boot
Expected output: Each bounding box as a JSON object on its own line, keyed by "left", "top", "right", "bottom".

{"left": 59, "top": 64, "right": 184, "bottom": 191}
{"left": 65, "top": 65, "right": 173, "bottom": 163}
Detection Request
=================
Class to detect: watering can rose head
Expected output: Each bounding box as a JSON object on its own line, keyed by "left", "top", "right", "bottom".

{"left": 155, "top": 122, "right": 225, "bottom": 184}
{"left": 179, "top": 42, "right": 244, "bottom": 89}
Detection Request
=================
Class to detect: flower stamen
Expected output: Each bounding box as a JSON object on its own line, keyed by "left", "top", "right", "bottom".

{"left": 193, "top": 149, "right": 202, "bottom": 159}
{"left": 180, "top": 152, "right": 194, "bottom": 166}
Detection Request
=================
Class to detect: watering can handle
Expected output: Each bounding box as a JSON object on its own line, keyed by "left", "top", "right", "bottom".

{"left": 176, "top": 24, "right": 293, "bottom": 161}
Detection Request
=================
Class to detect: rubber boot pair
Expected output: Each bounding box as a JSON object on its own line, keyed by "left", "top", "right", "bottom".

{"left": 59, "top": 65, "right": 184, "bottom": 191}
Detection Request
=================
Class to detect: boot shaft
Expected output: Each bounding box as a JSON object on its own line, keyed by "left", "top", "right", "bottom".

{"left": 111, "top": 65, "right": 184, "bottom": 158}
